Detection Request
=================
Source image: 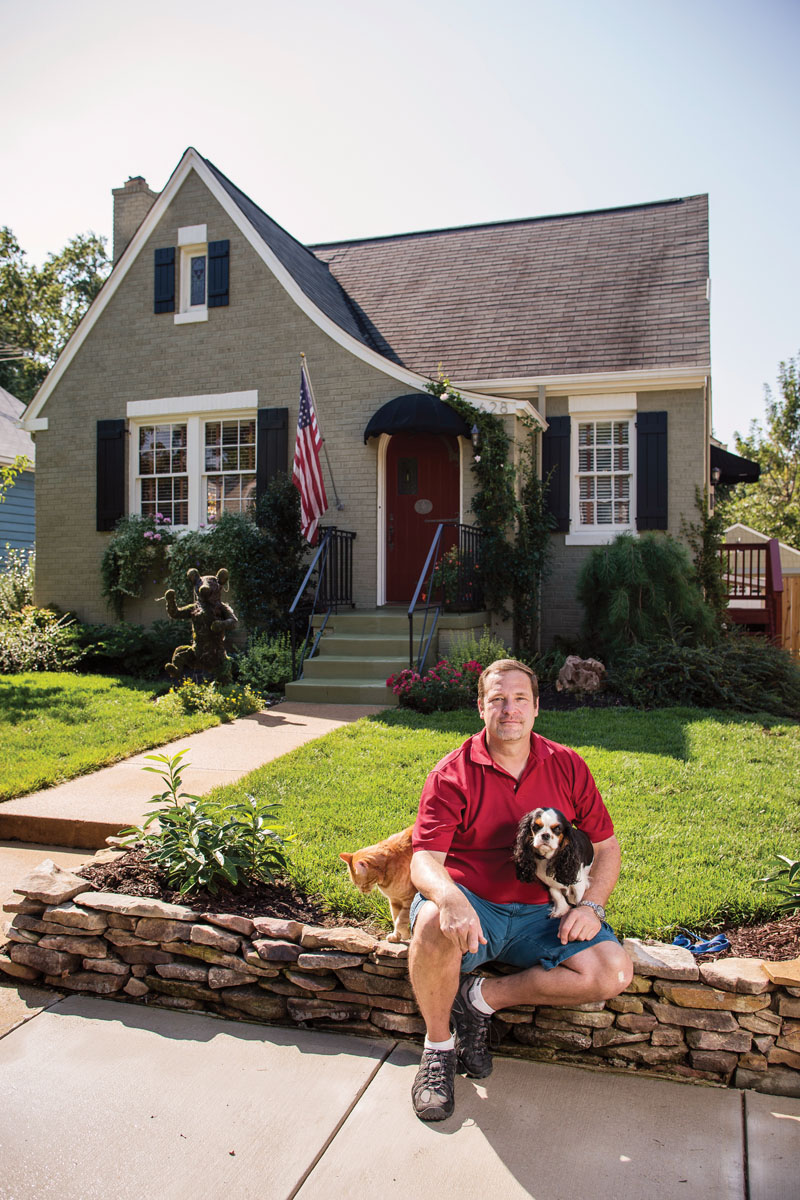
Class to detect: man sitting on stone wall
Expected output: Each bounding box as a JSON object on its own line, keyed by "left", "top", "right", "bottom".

{"left": 408, "top": 658, "right": 633, "bottom": 1121}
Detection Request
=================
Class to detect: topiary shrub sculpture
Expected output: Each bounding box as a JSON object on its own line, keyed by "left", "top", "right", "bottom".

{"left": 164, "top": 568, "right": 238, "bottom": 683}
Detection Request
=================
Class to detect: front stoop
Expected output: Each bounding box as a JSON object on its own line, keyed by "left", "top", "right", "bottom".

{"left": 284, "top": 609, "right": 490, "bottom": 705}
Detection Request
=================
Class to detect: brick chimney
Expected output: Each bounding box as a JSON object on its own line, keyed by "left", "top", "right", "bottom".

{"left": 112, "top": 175, "right": 158, "bottom": 264}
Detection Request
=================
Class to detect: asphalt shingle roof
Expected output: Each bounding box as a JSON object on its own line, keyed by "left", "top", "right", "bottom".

{"left": 204, "top": 153, "right": 709, "bottom": 382}
{"left": 312, "top": 196, "right": 710, "bottom": 380}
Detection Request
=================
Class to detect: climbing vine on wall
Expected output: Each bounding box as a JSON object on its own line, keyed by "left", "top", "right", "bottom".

{"left": 426, "top": 375, "right": 553, "bottom": 655}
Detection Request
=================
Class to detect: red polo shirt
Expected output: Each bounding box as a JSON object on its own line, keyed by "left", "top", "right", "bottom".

{"left": 412, "top": 729, "right": 614, "bottom": 905}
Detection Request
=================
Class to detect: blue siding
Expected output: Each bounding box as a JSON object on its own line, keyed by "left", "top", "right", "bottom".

{"left": 0, "top": 469, "right": 35, "bottom": 558}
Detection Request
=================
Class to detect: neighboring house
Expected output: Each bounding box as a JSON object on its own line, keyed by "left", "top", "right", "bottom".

{"left": 0, "top": 385, "right": 35, "bottom": 560}
{"left": 22, "top": 148, "right": 713, "bottom": 647}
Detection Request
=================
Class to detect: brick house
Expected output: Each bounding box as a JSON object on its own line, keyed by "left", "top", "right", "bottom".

{"left": 21, "top": 147, "right": 712, "bottom": 675}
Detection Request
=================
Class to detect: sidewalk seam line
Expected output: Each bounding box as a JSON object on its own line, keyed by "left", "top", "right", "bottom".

{"left": 285, "top": 1038, "right": 398, "bottom": 1200}
{"left": 741, "top": 1090, "right": 750, "bottom": 1200}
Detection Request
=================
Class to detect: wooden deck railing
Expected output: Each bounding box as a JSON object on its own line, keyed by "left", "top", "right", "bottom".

{"left": 720, "top": 539, "right": 783, "bottom": 641}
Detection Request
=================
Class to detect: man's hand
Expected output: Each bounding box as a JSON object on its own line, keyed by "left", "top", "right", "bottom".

{"left": 437, "top": 891, "right": 488, "bottom": 955}
{"left": 557, "top": 905, "right": 601, "bottom": 945}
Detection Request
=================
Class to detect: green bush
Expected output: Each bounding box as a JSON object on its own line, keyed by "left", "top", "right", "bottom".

{"left": 607, "top": 633, "right": 800, "bottom": 718}
{"left": 100, "top": 514, "right": 175, "bottom": 618}
{"left": 445, "top": 626, "right": 509, "bottom": 673}
{"left": 235, "top": 631, "right": 294, "bottom": 693}
{"left": 75, "top": 620, "right": 188, "bottom": 678}
{"left": 0, "top": 547, "right": 34, "bottom": 617}
{"left": 577, "top": 532, "right": 717, "bottom": 660}
{"left": 0, "top": 606, "right": 83, "bottom": 673}
{"left": 158, "top": 678, "right": 265, "bottom": 720}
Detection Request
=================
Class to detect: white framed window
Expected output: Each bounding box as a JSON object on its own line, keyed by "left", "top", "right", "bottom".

{"left": 128, "top": 392, "right": 258, "bottom": 529}
{"left": 565, "top": 394, "right": 637, "bottom": 545}
{"left": 175, "top": 224, "right": 209, "bottom": 325}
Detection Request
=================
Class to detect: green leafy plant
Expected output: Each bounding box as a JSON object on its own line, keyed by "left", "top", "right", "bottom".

{"left": 0, "top": 605, "right": 83, "bottom": 673}
{"left": 446, "top": 626, "right": 509, "bottom": 673}
{"left": 760, "top": 854, "right": 800, "bottom": 913}
{"left": 75, "top": 619, "right": 188, "bottom": 678}
{"left": 159, "top": 678, "right": 264, "bottom": 720}
{"left": 235, "top": 631, "right": 294, "bottom": 693}
{"left": 120, "top": 750, "right": 291, "bottom": 895}
{"left": 681, "top": 486, "right": 728, "bottom": 627}
{"left": 0, "top": 546, "right": 34, "bottom": 617}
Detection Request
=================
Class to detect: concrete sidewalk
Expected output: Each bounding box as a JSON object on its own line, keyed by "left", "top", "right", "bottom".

{"left": 0, "top": 701, "right": 386, "bottom": 849}
{"left": 0, "top": 992, "right": 797, "bottom": 1200}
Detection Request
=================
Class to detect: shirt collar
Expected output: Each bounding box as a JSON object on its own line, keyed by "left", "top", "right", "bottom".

{"left": 470, "top": 728, "right": 551, "bottom": 771}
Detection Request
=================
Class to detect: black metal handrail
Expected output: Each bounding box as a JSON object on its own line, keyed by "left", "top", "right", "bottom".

{"left": 289, "top": 526, "right": 356, "bottom": 678}
{"left": 407, "top": 522, "right": 486, "bottom": 671}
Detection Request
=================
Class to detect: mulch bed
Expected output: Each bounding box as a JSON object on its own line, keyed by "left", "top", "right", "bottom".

{"left": 75, "top": 849, "right": 383, "bottom": 934}
{"left": 76, "top": 851, "right": 799, "bottom": 960}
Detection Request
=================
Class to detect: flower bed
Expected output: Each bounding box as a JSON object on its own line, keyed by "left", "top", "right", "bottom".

{"left": 2, "top": 859, "right": 799, "bottom": 1098}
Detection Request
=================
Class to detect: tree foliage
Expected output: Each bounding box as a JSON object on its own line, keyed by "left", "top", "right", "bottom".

{"left": 0, "top": 226, "right": 111, "bottom": 404}
{"left": 716, "top": 352, "right": 800, "bottom": 545}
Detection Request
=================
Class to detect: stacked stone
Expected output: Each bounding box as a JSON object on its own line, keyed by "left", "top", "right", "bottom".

{"left": 2, "top": 861, "right": 798, "bottom": 1099}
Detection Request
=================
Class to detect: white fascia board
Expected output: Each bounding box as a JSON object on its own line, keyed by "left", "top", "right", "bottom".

{"left": 22, "top": 148, "right": 545, "bottom": 431}
{"left": 127, "top": 390, "right": 258, "bottom": 418}
{"left": 454, "top": 367, "right": 710, "bottom": 398}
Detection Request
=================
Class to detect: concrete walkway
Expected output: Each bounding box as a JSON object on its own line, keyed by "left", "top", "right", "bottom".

{"left": 0, "top": 992, "right": 797, "bottom": 1199}
{"left": 1, "top": 701, "right": 798, "bottom": 1198}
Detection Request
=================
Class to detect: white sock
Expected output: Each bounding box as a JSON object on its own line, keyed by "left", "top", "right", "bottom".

{"left": 468, "top": 977, "right": 496, "bottom": 1015}
{"left": 424, "top": 1035, "right": 455, "bottom": 1051}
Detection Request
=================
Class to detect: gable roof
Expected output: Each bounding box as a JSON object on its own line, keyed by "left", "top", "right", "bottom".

{"left": 312, "top": 196, "right": 710, "bottom": 380}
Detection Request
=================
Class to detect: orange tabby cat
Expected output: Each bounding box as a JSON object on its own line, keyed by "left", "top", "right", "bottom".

{"left": 339, "top": 826, "right": 416, "bottom": 942}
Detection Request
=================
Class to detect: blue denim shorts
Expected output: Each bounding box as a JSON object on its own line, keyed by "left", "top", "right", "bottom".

{"left": 409, "top": 884, "right": 621, "bottom": 973}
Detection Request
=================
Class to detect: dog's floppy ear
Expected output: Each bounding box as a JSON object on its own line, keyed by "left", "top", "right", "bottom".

{"left": 513, "top": 812, "right": 538, "bottom": 883}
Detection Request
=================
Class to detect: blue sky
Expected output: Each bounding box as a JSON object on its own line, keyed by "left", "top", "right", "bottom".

{"left": 3, "top": 0, "right": 798, "bottom": 444}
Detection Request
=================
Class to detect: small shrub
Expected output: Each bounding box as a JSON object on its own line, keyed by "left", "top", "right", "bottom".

{"left": 0, "top": 546, "right": 34, "bottom": 617}
{"left": 158, "top": 677, "right": 264, "bottom": 720}
{"left": 607, "top": 633, "right": 800, "bottom": 718}
{"left": 387, "top": 659, "right": 482, "bottom": 711}
{"left": 577, "top": 532, "right": 717, "bottom": 660}
{"left": 120, "top": 750, "right": 290, "bottom": 895}
{"left": 76, "top": 620, "right": 188, "bottom": 678}
{"left": 101, "top": 513, "right": 175, "bottom": 618}
{"left": 527, "top": 646, "right": 569, "bottom": 688}
{"left": 235, "top": 631, "right": 294, "bottom": 693}
{"left": 0, "top": 606, "right": 83, "bottom": 673}
{"left": 446, "top": 626, "right": 509, "bottom": 673}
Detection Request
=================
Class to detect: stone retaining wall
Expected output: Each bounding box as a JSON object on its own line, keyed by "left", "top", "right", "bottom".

{"left": 2, "top": 860, "right": 799, "bottom": 1099}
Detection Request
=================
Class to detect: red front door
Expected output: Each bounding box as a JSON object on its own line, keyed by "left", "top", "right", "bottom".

{"left": 385, "top": 433, "right": 460, "bottom": 602}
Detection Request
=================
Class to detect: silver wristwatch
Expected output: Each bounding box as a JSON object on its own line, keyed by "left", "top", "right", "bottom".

{"left": 578, "top": 900, "right": 606, "bottom": 921}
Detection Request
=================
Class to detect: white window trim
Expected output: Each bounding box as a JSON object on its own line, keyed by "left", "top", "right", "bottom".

{"left": 127, "top": 392, "right": 257, "bottom": 531}
{"left": 565, "top": 394, "right": 638, "bottom": 546}
{"left": 175, "top": 224, "right": 209, "bottom": 324}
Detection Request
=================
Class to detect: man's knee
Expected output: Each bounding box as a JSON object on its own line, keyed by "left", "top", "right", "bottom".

{"left": 592, "top": 943, "right": 634, "bottom": 999}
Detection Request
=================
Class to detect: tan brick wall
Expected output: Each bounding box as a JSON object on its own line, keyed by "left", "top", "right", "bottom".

{"left": 34, "top": 171, "right": 427, "bottom": 622}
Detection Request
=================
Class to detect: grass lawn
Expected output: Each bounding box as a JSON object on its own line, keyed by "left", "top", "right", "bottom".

{"left": 200, "top": 704, "right": 800, "bottom": 941}
{"left": 0, "top": 673, "right": 219, "bottom": 800}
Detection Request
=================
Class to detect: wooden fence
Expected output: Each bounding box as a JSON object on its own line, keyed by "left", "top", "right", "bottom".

{"left": 781, "top": 573, "right": 800, "bottom": 659}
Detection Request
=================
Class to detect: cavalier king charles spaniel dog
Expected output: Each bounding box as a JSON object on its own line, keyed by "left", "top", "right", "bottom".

{"left": 513, "top": 807, "right": 594, "bottom": 917}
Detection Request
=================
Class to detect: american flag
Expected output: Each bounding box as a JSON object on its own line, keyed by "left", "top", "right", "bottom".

{"left": 293, "top": 363, "right": 328, "bottom": 544}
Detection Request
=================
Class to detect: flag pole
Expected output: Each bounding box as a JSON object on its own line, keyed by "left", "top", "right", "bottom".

{"left": 300, "top": 353, "right": 344, "bottom": 510}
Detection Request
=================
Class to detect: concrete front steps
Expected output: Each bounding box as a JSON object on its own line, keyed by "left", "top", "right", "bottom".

{"left": 284, "top": 608, "right": 490, "bottom": 705}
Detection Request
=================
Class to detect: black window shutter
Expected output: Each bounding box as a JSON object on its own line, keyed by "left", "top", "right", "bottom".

{"left": 256, "top": 408, "right": 289, "bottom": 498}
{"left": 541, "top": 416, "right": 570, "bottom": 532}
{"left": 208, "top": 240, "right": 230, "bottom": 308}
{"left": 636, "top": 411, "right": 668, "bottom": 530}
{"left": 97, "top": 420, "right": 126, "bottom": 531}
{"left": 154, "top": 247, "right": 175, "bottom": 313}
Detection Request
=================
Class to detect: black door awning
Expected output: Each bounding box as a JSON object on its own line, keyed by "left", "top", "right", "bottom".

{"left": 711, "top": 443, "right": 761, "bottom": 485}
{"left": 363, "top": 394, "right": 471, "bottom": 443}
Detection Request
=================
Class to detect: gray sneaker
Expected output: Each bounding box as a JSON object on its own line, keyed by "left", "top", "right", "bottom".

{"left": 451, "top": 975, "right": 494, "bottom": 1078}
{"left": 411, "top": 1048, "right": 457, "bottom": 1121}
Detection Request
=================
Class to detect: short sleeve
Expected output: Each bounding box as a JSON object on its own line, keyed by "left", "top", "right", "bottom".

{"left": 569, "top": 751, "right": 614, "bottom": 843}
{"left": 412, "top": 770, "right": 468, "bottom": 855}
